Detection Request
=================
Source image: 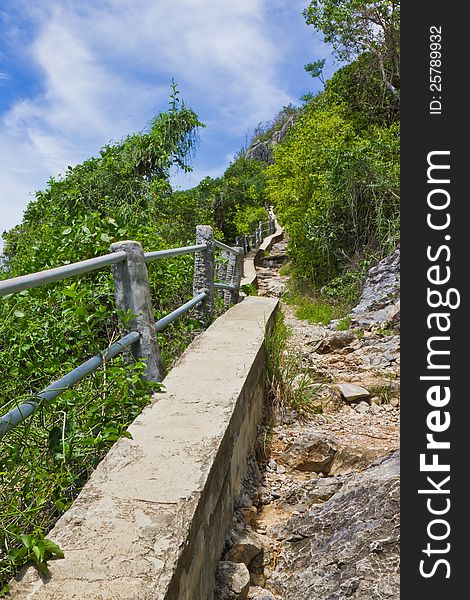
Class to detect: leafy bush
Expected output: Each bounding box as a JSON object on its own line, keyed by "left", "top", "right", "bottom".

{"left": 267, "top": 101, "right": 399, "bottom": 283}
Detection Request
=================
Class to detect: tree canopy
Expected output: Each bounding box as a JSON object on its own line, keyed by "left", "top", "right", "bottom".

{"left": 303, "top": 0, "right": 400, "bottom": 97}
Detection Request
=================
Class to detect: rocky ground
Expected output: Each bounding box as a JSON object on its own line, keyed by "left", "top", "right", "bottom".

{"left": 215, "top": 241, "right": 400, "bottom": 600}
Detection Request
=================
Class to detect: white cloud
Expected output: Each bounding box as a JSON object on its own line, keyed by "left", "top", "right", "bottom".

{"left": 0, "top": 0, "right": 330, "bottom": 247}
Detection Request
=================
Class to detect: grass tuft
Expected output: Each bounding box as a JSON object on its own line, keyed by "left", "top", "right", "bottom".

{"left": 265, "top": 311, "right": 321, "bottom": 415}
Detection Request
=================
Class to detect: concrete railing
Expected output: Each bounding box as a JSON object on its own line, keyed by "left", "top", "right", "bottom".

{"left": 9, "top": 296, "right": 279, "bottom": 599}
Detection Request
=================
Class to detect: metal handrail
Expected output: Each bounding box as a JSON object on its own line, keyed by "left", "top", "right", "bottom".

{"left": 214, "top": 283, "right": 236, "bottom": 291}
{"left": 155, "top": 292, "right": 206, "bottom": 332}
{"left": 0, "top": 330, "right": 140, "bottom": 437}
{"left": 214, "top": 240, "right": 242, "bottom": 255}
{"left": 0, "top": 217, "right": 272, "bottom": 435}
{"left": 145, "top": 244, "right": 206, "bottom": 262}
{"left": 0, "top": 251, "right": 127, "bottom": 298}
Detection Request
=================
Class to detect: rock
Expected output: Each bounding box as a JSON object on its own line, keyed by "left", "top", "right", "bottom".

{"left": 351, "top": 247, "right": 400, "bottom": 329}
{"left": 389, "top": 395, "right": 400, "bottom": 407}
{"left": 337, "top": 383, "right": 370, "bottom": 403}
{"left": 384, "top": 300, "right": 400, "bottom": 330}
{"left": 245, "top": 116, "right": 296, "bottom": 164}
{"left": 329, "top": 445, "right": 386, "bottom": 476}
{"left": 355, "top": 400, "right": 370, "bottom": 413}
{"left": 269, "top": 452, "right": 400, "bottom": 600}
{"left": 279, "top": 432, "right": 336, "bottom": 474}
{"left": 317, "top": 385, "right": 343, "bottom": 413}
{"left": 266, "top": 458, "right": 277, "bottom": 472}
{"left": 226, "top": 531, "right": 265, "bottom": 566}
{"left": 215, "top": 561, "right": 251, "bottom": 600}
{"left": 313, "top": 331, "right": 355, "bottom": 353}
{"left": 247, "top": 587, "right": 275, "bottom": 600}
{"left": 266, "top": 280, "right": 287, "bottom": 297}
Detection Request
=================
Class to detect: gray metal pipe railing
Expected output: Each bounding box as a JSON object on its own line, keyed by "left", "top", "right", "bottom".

{"left": 214, "top": 282, "right": 236, "bottom": 291}
{"left": 154, "top": 292, "right": 206, "bottom": 332}
{"left": 0, "top": 215, "right": 273, "bottom": 436}
{"left": 0, "top": 330, "right": 140, "bottom": 437}
{"left": 214, "top": 240, "right": 242, "bottom": 255}
{"left": 0, "top": 251, "right": 127, "bottom": 297}
{"left": 144, "top": 244, "right": 206, "bottom": 262}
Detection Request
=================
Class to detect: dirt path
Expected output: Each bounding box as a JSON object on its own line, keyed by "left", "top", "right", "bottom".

{"left": 216, "top": 239, "right": 400, "bottom": 600}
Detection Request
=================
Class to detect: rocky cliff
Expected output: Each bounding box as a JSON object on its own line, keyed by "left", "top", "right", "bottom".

{"left": 245, "top": 116, "right": 296, "bottom": 164}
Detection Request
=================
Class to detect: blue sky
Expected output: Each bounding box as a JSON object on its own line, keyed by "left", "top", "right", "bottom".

{"left": 0, "top": 0, "right": 336, "bottom": 240}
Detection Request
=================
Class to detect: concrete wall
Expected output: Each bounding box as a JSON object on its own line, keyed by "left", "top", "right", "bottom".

{"left": 9, "top": 296, "right": 279, "bottom": 600}
{"left": 241, "top": 218, "right": 283, "bottom": 289}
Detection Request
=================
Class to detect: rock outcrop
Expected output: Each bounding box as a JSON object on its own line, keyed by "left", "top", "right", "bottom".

{"left": 351, "top": 246, "right": 400, "bottom": 329}
{"left": 269, "top": 452, "right": 400, "bottom": 599}
{"left": 245, "top": 117, "right": 295, "bottom": 164}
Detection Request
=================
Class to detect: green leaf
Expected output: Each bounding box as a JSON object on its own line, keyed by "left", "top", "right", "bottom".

{"left": 43, "top": 539, "right": 64, "bottom": 558}
{"left": 19, "top": 534, "right": 32, "bottom": 549}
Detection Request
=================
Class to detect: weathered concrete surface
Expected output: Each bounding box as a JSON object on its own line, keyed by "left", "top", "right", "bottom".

{"left": 9, "top": 296, "right": 279, "bottom": 600}
{"left": 111, "top": 240, "right": 163, "bottom": 381}
{"left": 241, "top": 220, "right": 283, "bottom": 289}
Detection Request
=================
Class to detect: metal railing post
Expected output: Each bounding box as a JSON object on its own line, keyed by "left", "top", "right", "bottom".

{"left": 193, "top": 225, "right": 215, "bottom": 317}
{"left": 110, "top": 240, "right": 163, "bottom": 382}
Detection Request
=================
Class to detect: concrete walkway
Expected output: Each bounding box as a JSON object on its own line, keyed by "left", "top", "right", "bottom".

{"left": 241, "top": 218, "right": 283, "bottom": 289}
{"left": 9, "top": 297, "right": 279, "bottom": 600}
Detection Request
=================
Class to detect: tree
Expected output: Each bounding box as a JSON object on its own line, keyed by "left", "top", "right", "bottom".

{"left": 303, "top": 0, "right": 400, "bottom": 98}
{"left": 2, "top": 84, "right": 204, "bottom": 273}
{"left": 304, "top": 58, "right": 326, "bottom": 87}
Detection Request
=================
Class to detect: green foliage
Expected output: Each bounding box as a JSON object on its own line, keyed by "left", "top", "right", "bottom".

{"left": 321, "top": 258, "right": 372, "bottom": 306}
{"left": 325, "top": 52, "right": 400, "bottom": 127}
{"left": 233, "top": 205, "right": 268, "bottom": 237}
{"left": 305, "top": 58, "right": 326, "bottom": 86}
{"left": 240, "top": 283, "right": 258, "bottom": 296}
{"left": 170, "top": 155, "right": 269, "bottom": 243}
{"left": 303, "top": 0, "right": 400, "bottom": 98}
{"left": 284, "top": 291, "right": 338, "bottom": 325}
{"left": 267, "top": 99, "right": 399, "bottom": 283}
{"left": 336, "top": 315, "right": 352, "bottom": 330}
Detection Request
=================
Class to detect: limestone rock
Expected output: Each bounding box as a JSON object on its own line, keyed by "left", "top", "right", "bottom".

{"left": 269, "top": 452, "right": 400, "bottom": 600}
{"left": 245, "top": 116, "right": 295, "bottom": 164}
{"left": 337, "top": 383, "right": 370, "bottom": 403}
{"left": 313, "top": 331, "right": 355, "bottom": 353}
{"left": 247, "top": 588, "right": 276, "bottom": 600}
{"left": 279, "top": 432, "right": 336, "bottom": 474}
{"left": 351, "top": 247, "right": 400, "bottom": 329}
{"left": 226, "top": 531, "right": 266, "bottom": 566}
{"left": 215, "top": 561, "right": 251, "bottom": 600}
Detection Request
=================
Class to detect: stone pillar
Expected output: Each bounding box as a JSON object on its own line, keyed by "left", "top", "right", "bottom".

{"left": 223, "top": 248, "right": 243, "bottom": 307}
{"left": 244, "top": 235, "right": 250, "bottom": 253}
{"left": 110, "top": 240, "right": 162, "bottom": 382}
{"left": 193, "top": 225, "right": 215, "bottom": 317}
{"left": 216, "top": 250, "right": 229, "bottom": 297}
{"left": 223, "top": 251, "right": 236, "bottom": 309}
{"left": 233, "top": 247, "right": 244, "bottom": 303}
